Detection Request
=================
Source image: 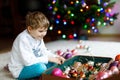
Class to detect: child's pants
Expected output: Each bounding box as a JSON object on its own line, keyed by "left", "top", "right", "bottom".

{"left": 18, "top": 62, "right": 55, "bottom": 79}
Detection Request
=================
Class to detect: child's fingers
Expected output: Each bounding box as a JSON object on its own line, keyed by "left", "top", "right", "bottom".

{"left": 58, "top": 57, "right": 65, "bottom": 64}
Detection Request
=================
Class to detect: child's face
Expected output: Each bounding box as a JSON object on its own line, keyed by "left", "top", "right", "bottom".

{"left": 28, "top": 26, "right": 48, "bottom": 40}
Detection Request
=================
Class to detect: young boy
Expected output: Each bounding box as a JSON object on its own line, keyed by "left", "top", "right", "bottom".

{"left": 7, "top": 11, "right": 65, "bottom": 79}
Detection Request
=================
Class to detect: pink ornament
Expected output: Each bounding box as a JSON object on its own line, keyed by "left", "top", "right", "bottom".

{"left": 71, "top": 49, "right": 77, "bottom": 55}
{"left": 110, "top": 66, "right": 119, "bottom": 74}
{"left": 52, "top": 68, "right": 63, "bottom": 77}
{"left": 56, "top": 50, "right": 63, "bottom": 56}
{"left": 117, "top": 61, "right": 120, "bottom": 70}
{"left": 96, "top": 71, "right": 109, "bottom": 80}
{"left": 106, "top": 70, "right": 112, "bottom": 77}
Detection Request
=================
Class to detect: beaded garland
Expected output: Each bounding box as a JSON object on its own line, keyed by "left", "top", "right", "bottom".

{"left": 55, "top": 40, "right": 91, "bottom": 59}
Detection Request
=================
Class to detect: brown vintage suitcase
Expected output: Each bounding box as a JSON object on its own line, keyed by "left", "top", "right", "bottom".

{"left": 39, "top": 74, "right": 75, "bottom": 80}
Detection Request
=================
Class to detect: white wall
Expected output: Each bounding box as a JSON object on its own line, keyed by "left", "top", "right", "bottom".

{"left": 99, "top": 0, "right": 120, "bottom": 34}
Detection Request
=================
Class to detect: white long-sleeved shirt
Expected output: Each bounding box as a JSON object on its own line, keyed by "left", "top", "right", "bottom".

{"left": 8, "top": 29, "right": 56, "bottom": 78}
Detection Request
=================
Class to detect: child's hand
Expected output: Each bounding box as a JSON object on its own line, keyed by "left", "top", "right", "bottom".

{"left": 48, "top": 57, "right": 65, "bottom": 65}
{"left": 57, "top": 56, "right": 65, "bottom": 64}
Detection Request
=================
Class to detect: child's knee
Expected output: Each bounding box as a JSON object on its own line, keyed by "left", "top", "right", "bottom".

{"left": 36, "top": 63, "right": 47, "bottom": 73}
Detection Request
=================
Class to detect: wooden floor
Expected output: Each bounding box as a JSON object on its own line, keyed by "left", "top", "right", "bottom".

{"left": 0, "top": 35, "right": 120, "bottom": 53}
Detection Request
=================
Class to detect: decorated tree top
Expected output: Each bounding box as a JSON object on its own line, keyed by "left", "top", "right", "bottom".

{"left": 47, "top": 0, "right": 118, "bottom": 39}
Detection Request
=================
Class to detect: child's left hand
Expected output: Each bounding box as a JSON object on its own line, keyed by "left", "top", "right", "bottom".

{"left": 57, "top": 56, "right": 66, "bottom": 64}
{"left": 48, "top": 56, "right": 65, "bottom": 65}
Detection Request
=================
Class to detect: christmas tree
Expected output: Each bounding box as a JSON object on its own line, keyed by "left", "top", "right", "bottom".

{"left": 47, "top": 0, "right": 118, "bottom": 39}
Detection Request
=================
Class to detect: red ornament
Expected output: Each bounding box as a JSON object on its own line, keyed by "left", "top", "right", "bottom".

{"left": 56, "top": 50, "right": 63, "bottom": 56}
{"left": 115, "top": 54, "right": 120, "bottom": 61}
{"left": 79, "top": 71, "right": 86, "bottom": 78}
{"left": 88, "top": 66, "right": 94, "bottom": 71}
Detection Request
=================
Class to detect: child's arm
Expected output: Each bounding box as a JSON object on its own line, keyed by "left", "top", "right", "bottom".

{"left": 48, "top": 56, "right": 65, "bottom": 65}
{"left": 18, "top": 38, "right": 49, "bottom": 65}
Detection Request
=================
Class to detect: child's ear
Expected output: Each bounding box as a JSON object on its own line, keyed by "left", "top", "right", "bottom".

{"left": 27, "top": 26, "right": 32, "bottom": 32}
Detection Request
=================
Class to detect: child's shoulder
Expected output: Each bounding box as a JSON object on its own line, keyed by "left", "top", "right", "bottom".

{"left": 16, "top": 29, "right": 29, "bottom": 40}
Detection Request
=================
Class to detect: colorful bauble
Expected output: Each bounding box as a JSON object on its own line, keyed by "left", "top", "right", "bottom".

{"left": 115, "top": 54, "right": 120, "bottom": 61}
{"left": 117, "top": 61, "right": 120, "bottom": 70}
{"left": 106, "top": 70, "right": 112, "bottom": 77}
{"left": 71, "top": 49, "right": 78, "bottom": 55}
{"left": 52, "top": 68, "right": 63, "bottom": 77}
{"left": 73, "top": 62, "right": 82, "bottom": 69}
{"left": 64, "top": 53, "right": 72, "bottom": 59}
{"left": 109, "top": 61, "right": 118, "bottom": 69}
{"left": 56, "top": 50, "right": 63, "bottom": 56}
{"left": 110, "top": 66, "right": 119, "bottom": 74}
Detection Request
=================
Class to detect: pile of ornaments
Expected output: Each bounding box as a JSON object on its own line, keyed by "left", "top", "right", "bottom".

{"left": 51, "top": 59, "right": 108, "bottom": 80}
{"left": 51, "top": 54, "right": 120, "bottom": 80}
{"left": 95, "top": 54, "right": 120, "bottom": 80}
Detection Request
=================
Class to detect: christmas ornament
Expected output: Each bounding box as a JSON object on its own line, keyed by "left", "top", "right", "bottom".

{"left": 117, "top": 61, "right": 120, "bottom": 70}
{"left": 55, "top": 50, "right": 63, "bottom": 56}
{"left": 109, "top": 61, "right": 118, "bottom": 69}
{"left": 106, "top": 70, "right": 112, "bottom": 77}
{"left": 63, "top": 66, "right": 71, "bottom": 75}
{"left": 96, "top": 71, "right": 109, "bottom": 80}
{"left": 73, "top": 62, "right": 82, "bottom": 69}
{"left": 110, "top": 66, "right": 119, "bottom": 74}
{"left": 52, "top": 68, "right": 63, "bottom": 77}
{"left": 115, "top": 54, "right": 120, "bottom": 61}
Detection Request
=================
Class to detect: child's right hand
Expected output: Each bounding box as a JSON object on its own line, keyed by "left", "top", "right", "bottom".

{"left": 48, "top": 57, "right": 65, "bottom": 65}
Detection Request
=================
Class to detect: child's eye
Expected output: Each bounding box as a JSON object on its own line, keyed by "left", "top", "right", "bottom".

{"left": 39, "top": 30, "right": 47, "bottom": 32}
{"left": 39, "top": 31, "right": 43, "bottom": 32}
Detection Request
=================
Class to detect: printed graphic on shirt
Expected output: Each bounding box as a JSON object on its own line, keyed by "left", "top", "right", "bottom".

{"left": 32, "top": 41, "right": 43, "bottom": 57}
